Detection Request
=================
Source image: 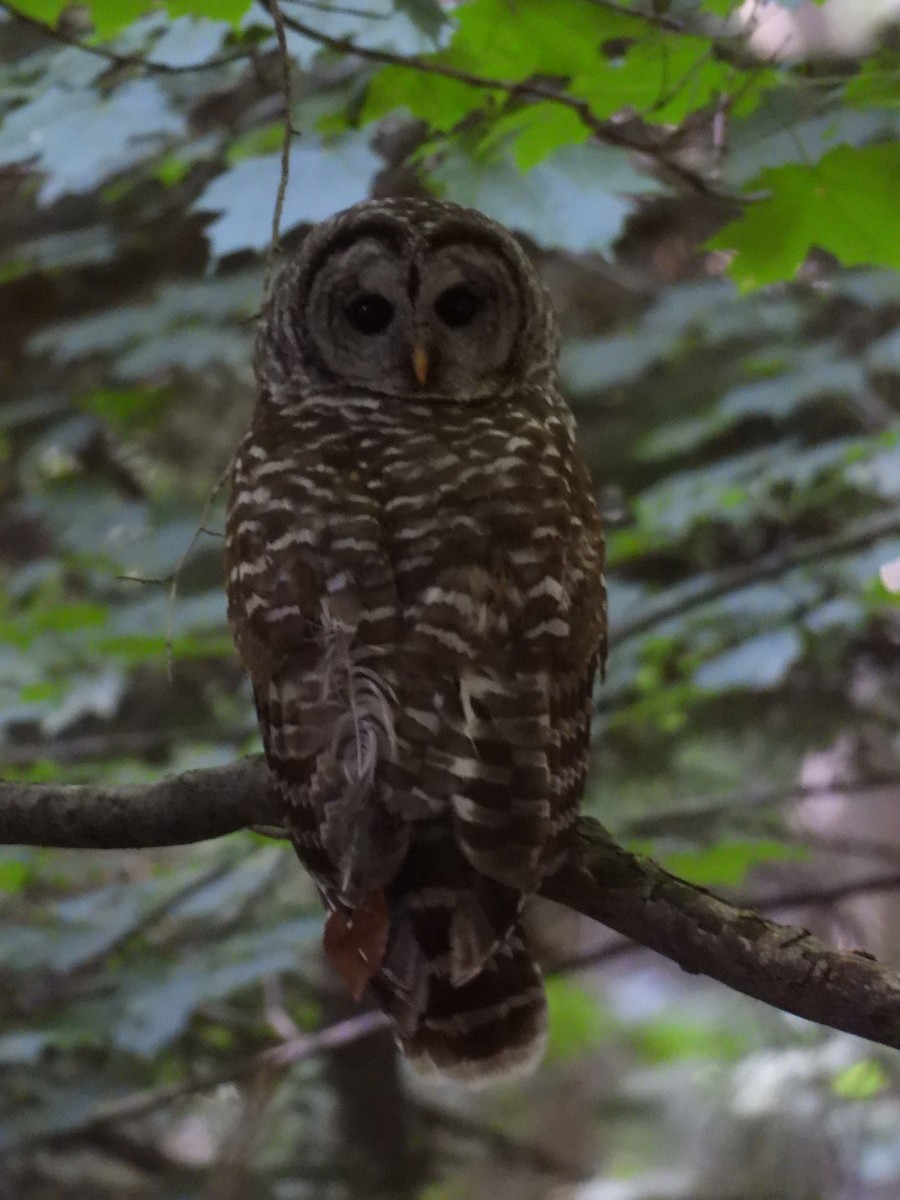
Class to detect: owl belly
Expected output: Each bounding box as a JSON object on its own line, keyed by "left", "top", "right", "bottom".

{"left": 241, "top": 400, "right": 588, "bottom": 909}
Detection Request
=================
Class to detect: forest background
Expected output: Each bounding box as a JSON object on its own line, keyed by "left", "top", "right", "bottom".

{"left": 0, "top": 0, "right": 899, "bottom": 1197}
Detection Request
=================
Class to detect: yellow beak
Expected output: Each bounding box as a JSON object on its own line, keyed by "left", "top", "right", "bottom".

{"left": 412, "top": 344, "right": 429, "bottom": 386}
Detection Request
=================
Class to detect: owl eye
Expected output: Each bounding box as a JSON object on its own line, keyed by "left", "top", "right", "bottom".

{"left": 345, "top": 293, "right": 395, "bottom": 335}
{"left": 434, "top": 285, "right": 481, "bottom": 328}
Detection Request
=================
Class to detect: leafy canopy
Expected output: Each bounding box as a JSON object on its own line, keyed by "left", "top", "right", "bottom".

{"left": 0, "top": 0, "right": 899, "bottom": 1194}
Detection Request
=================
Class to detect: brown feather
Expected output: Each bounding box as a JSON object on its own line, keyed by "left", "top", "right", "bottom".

{"left": 225, "top": 198, "right": 605, "bottom": 1083}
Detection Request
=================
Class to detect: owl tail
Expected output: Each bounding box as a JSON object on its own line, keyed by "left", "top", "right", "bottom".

{"left": 399, "top": 924, "right": 548, "bottom": 1085}
{"left": 368, "top": 833, "right": 548, "bottom": 1085}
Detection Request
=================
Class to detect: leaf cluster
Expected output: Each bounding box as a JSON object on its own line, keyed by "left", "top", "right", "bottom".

{"left": 0, "top": 1, "right": 898, "bottom": 1196}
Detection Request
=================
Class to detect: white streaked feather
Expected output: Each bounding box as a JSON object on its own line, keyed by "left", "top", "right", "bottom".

{"left": 314, "top": 596, "right": 400, "bottom": 896}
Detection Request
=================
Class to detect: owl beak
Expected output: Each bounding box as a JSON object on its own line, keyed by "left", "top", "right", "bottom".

{"left": 412, "top": 344, "right": 430, "bottom": 386}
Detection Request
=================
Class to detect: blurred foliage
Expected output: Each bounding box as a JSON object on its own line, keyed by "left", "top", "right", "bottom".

{"left": 0, "top": 0, "right": 899, "bottom": 1197}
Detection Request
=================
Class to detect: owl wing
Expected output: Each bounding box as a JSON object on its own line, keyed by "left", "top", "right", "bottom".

{"left": 376, "top": 432, "right": 606, "bottom": 977}
{"left": 225, "top": 430, "right": 409, "bottom": 903}
{"left": 369, "top": 488, "right": 604, "bottom": 1079}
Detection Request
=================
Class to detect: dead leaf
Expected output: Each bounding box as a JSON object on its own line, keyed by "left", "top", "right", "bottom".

{"left": 323, "top": 890, "right": 390, "bottom": 1000}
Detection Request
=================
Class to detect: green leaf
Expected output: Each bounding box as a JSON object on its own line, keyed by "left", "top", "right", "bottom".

{"left": 151, "top": 154, "right": 193, "bottom": 188}
{"left": 832, "top": 1059, "right": 889, "bottom": 1100}
{"left": 81, "top": 387, "right": 170, "bottom": 433}
{"left": 362, "top": 67, "right": 496, "bottom": 133}
{"left": 648, "top": 838, "right": 809, "bottom": 887}
{"left": 0, "top": 854, "right": 30, "bottom": 894}
{"left": 632, "top": 1017, "right": 752, "bottom": 1063}
{"left": 445, "top": 0, "right": 641, "bottom": 83}
{"left": 0, "top": 601, "right": 109, "bottom": 648}
{"left": 18, "top": 681, "right": 66, "bottom": 703}
{"left": 545, "top": 978, "right": 612, "bottom": 1061}
{"left": 94, "top": 632, "right": 233, "bottom": 664}
{"left": 5, "top": 0, "right": 69, "bottom": 20}
{"left": 710, "top": 143, "right": 900, "bottom": 290}
{"left": 573, "top": 33, "right": 736, "bottom": 124}
{"left": 166, "top": 0, "right": 251, "bottom": 23}
{"left": 87, "top": 0, "right": 157, "bottom": 38}
{"left": 363, "top": 0, "right": 643, "bottom": 134}
{"left": 56, "top": 0, "right": 250, "bottom": 36}
{"left": 226, "top": 122, "right": 288, "bottom": 164}
{"left": 700, "top": 0, "right": 739, "bottom": 13}
{"left": 478, "top": 103, "right": 590, "bottom": 171}
{"left": 845, "top": 53, "right": 900, "bottom": 110}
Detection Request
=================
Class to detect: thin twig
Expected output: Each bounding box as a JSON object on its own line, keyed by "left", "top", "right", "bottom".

{"left": 585, "top": 0, "right": 686, "bottom": 33}
{"left": 610, "top": 506, "right": 900, "bottom": 649}
{"left": 262, "top": 0, "right": 294, "bottom": 300}
{"left": 413, "top": 1098, "right": 587, "bottom": 1182}
{"left": 1, "top": 1, "right": 253, "bottom": 74}
{"left": 70, "top": 856, "right": 243, "bottom": 979}
{"left": 746, "top": 870, "right": 900, "bottom": 913}
{"left": 291, "top": 0, "right": 390, "bottom": 17}
{"left": 165, "top": 459, "right": 233, "bottom": 679}
{"left": 0, "top": 725, "right": 256, "bottom": 768}
{"left": 263, "top": 974, "right": 302, "bottom": 1041}
{"left": 620, "top": 772, "right": 900, "bottom": 839}
{"left": 272, "top": 6, "right": 742, "bottom": 198}
{"left": 5, "top": 1011, "right": 388, "bottom": 1153}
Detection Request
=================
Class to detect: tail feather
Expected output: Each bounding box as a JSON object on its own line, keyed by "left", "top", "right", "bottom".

{"left": 368, "top": 828, "right": 548, "bottom": 1084}
{"left": 394, "top": 927, "right": 547, "bottom": 1085}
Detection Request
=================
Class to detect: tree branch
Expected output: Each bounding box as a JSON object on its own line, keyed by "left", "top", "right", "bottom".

{"left": 0, "top": 757, "right": 279, "bottom": 849}
{"left": 543, "top": 821, "right": 900, "bottom": 1050}
{"left": 610, "top": 506, "right": 900, "bottom": 649}
{"left": 4, "top": 758, "right": 900, "bottom": 1053}
{"left": 269, "top": 5, "right": 739, "bottom": 198}
{"left": 1, "top": 2, "right": 252, "bottom": 74}
{"left": 15, "top": 1011, "right": 388, "bottom": 1154}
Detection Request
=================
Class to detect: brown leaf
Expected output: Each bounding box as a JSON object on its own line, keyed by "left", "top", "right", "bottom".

{"left": 323, "top": 890, "right": 390, "bottom": 1001}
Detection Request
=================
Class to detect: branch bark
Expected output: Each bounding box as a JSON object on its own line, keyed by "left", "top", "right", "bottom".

{"left": 0, "top": 757, "right": 279, "bottom": 849}
{"left": 4, "top": 759, "right": 900, "bottom": 1052}
{"left": 543, "top": 822, "right": 900, "bottom": 1049}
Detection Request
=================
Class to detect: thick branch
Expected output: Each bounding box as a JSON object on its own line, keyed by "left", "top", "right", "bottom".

{"left": 543, "top": 822, "right": 900, "bottom": 1050}
{"left": 0, "top": 757, "right": 279, "bottom": 849}
{"left": 4, "top": 760, "right": 900, "bottom": 1052}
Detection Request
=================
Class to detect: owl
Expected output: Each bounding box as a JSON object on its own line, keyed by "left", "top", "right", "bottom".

{"left": 226, "top": 197, "right": 606, "bottom": 1084}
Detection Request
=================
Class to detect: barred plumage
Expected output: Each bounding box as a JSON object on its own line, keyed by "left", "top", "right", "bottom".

{"left": 226, "top": 198, "right": 605, "bottom": 1083}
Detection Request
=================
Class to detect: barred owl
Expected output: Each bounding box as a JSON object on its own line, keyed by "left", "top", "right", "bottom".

{"left": 226, "top": 198, "right": 606, "bottom": 1084}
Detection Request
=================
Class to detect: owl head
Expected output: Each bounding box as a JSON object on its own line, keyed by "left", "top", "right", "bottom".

{"left": 257, "top": 197, "right": 558, "bottom": 403}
